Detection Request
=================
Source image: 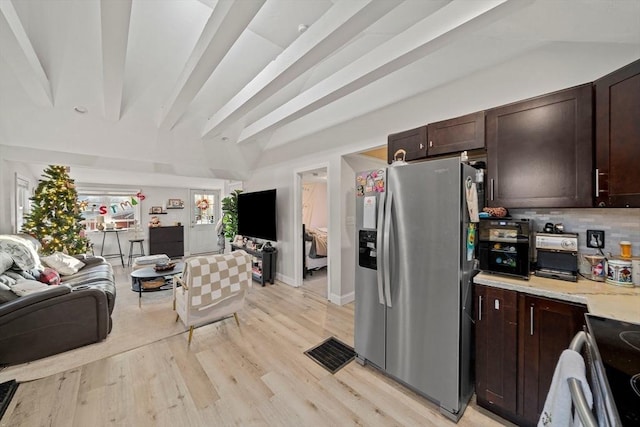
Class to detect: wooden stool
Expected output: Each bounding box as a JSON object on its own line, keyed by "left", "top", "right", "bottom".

{"left": 128, "top": 239, "right": 145, "bottom": 266}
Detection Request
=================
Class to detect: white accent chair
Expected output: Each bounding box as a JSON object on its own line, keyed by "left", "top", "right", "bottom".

{"left": 173, "top": 250, "right": 252, "bottom": 344}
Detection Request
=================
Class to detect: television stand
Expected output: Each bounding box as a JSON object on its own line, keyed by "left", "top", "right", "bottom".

{"left": 231, "top": 244, "right": 277, "bottom": 286}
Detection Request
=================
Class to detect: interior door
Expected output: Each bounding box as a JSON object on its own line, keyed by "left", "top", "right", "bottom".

{"left": 14, "top": 174, "right": 31, "bottom": 233}
{"left": 188, "top": 189, "right": 221, "bottom": 255}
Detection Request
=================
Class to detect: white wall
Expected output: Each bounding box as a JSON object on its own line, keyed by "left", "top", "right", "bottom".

{"left": 0, "top": 158, "right": 38, "bottom": 234}
{"left": 247, "top": 51, "right": 640, "bottom": 305}
{"left": 302, "top": 182, "right": 327, "bottom": 228}
{"left": 82, "top": 183, "right": 226, "bottom": 259}
{"left": 243, "top": 143, "right": 387, "bottom": 304}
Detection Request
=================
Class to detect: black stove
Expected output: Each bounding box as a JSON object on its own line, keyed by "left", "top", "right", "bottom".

{"left": 586, "top": 314, "right": 640, "bottom": 426}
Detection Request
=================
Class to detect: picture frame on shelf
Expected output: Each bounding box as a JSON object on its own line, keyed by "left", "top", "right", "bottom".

{"left": 151, "top": 206, "right": 163, "bottom": 214}
{"left": 168, "top": 199, "right": 183, "bottom": 208}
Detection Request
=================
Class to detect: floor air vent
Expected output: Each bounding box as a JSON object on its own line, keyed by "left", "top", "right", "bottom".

{"left": 0, "top": 380, "right": 18, "bottom": 420}
{"left": 304, "top": 337, "right": 355, "bottom": 374}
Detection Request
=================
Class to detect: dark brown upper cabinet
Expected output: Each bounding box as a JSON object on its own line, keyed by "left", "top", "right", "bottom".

{"left": 595, "top": 58, "right": 640, "bottom": 207}
{"left": 427, "top": 111, "right": 485, "bottom": 156}
{"left": 485, "top": 84, "right": 593, "bottom": 208}
{"left": 387, "top": 125, "right": 427, "bottom": 164}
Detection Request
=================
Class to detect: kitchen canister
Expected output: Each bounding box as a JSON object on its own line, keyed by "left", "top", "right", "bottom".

{"left": 633, "top": 259, "right": 640, "bottom": 286}
{"left": 606, "top": 259, "right": 634, "bottom": 287}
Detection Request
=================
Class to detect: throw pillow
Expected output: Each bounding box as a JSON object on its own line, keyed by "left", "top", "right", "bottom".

{"left": 0, "top": 235, "right": 42, "bottom": 271}
{"left": 9, "top": 279, "right": 50, "bottom": 296}
{"left": 41, "top": 252, "right": 86, "bottom": 276}
{"left": 0, "top": 252, "right": 13, "bottom": 275}
{"left": 38, "top": 268, "right": 61, "bottom": 286}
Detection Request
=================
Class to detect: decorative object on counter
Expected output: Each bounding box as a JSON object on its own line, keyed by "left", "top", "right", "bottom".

{"left": 619, "top": 240, "right": 632, "bottom": 259}
{"left": 482, "top": 206, "right": 508, "bottom": 217}
{"left": 605, "top": 259, "right": 633, "bottom": 287}
{"left": 632, "top": 259, "right": 640, "bottom": 286}
{"left": 96, "top": 215, "right": 105, "bottom": 231}
{"left": 583, "top": 255, "right": 605, "bottom": 282}
{"left": 148, "top": 216, "right": 161, "bottom": 228}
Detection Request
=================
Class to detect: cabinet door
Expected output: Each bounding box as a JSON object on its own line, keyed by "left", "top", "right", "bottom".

{"left": 518, "top": 294, "right": 587, "bottom": 425}
{"left": 474, "top": 285, "right": 518, "bottom": 417}
{"left": 595, "top": 59, "right": 640, "bottom": 207}
{"left": 427, "top": 111, "right": 485, "bottom": 156}
{"left": 387, "top": 126, "right": 427, "bottom": 164}
{"left": 486, "top": 84, "right": 593, "bottom": 208}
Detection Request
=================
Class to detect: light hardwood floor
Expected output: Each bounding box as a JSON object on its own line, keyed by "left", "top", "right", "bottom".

{"left": 302, "top": 268, "right": 328, "bottom": 299}
{"left": 1, "top": 264, "right": 511, "bottom": 426}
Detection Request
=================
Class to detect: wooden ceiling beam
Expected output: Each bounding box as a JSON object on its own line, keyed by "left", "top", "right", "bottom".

{"left": 158, "top": 0, "right": 266, "bottom": 130}
{"left": 0, "top": 0, "right": 53, "bottom": 107}
{"left": 100, "top": 0, "right": 132, "bottom": 121}
{"left": 238, "top": 0, "right": 533, "bottom": 144}
{"left": 201, "top": 0, "right": 403, "bottom": 139}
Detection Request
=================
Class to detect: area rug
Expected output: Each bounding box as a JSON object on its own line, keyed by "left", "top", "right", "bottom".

{"left": 0, "top": 275, "right": 186, "bottom": 383}
{"left": 305, "top": 336, "right": 355, "bottom": 374}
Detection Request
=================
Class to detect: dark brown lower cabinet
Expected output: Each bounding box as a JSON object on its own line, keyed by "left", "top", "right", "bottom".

{"left": 518, "top": 294, "right": 587, "bottom": 425}
{"left": 475, "top": 285, "right": 518, "bottom": 418}
{"left": 474, "top": 285, "right": 587, "bottom": 426}
{"left": 149, "top": 226, "right": 184, "bottom": 258}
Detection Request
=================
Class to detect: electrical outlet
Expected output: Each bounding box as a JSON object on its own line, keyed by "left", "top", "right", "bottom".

{"left": 587, "top": 230, "right": 605, "bottom": 248}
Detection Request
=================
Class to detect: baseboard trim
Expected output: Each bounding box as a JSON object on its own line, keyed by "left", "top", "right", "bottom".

{"left": 330, "top": 291, "right": 354, "bottom": 306}
{"left": 276, "top": 273, "right": 296, "bottom": 287}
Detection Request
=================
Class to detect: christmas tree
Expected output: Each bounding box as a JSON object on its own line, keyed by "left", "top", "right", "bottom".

{"left": 22, "top": 165, "right": 89, "bottom": 255}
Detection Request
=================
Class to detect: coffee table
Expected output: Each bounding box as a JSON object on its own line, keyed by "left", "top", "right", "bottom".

{"left": 130, "top": 262, "right": 184, "bottom": 307}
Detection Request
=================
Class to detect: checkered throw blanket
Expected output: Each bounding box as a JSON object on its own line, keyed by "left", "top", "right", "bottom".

{"left": 181, "top": 250, "right": 252, "bottom": 310}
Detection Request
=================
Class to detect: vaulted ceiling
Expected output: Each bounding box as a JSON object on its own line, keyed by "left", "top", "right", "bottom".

{"left": 1, "top": 0, "right": 639, "bottom": 186}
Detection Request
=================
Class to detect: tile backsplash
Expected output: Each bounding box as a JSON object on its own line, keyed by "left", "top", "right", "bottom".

{"left": 509, "top": 208, "right": 640, "bottom": 275}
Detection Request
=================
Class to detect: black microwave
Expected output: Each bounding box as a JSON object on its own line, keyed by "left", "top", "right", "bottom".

{"left": 478, "top": 219, "right": 532, "bottom": 279}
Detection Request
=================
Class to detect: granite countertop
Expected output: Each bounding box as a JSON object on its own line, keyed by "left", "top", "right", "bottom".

{"left": 473, "top": 272, "right": 640, "bottom": 324}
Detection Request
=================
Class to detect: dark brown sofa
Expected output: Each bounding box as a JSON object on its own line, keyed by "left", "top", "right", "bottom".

{"left": 0, "top": 236, "right": 116, "bottom": 366}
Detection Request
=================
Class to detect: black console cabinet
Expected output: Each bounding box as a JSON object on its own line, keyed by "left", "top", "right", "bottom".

{"left": 149, "top": 226, "right": 184, "bottom": 258}
{"left": 231, "top": 244, "right": 277, "bottom": 286}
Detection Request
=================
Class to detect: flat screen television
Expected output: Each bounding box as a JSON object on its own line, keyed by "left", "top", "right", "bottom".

{"left": 237, "top": 189, "right": 277, "bottom": 241}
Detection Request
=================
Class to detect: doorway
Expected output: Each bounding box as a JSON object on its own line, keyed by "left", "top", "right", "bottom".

{"left": 188, "top": 189, "right": 221, "bottom": 255}
{"left": 14, "top": 174, "right": 30, "bottom": 233}
{"left": 299, "top": 167, "right": 329, "bottom": 299}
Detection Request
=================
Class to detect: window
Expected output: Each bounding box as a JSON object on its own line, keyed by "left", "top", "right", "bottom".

{"left": 192, "top": 191, "right": 220, "bottom": 225}
{"left": 78, "top": 190, "right": 141, "bottom": 231}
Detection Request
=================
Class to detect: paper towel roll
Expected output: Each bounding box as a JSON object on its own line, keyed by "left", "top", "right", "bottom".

{"left": 633, "top": 259, "right": 640, "bottom": 286}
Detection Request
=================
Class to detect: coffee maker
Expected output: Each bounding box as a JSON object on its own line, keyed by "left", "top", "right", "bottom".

{"left": 534, "top": 229, "right": 579, "bottom": 282}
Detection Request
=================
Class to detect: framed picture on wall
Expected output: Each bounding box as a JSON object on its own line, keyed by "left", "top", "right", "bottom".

{"left": 151, "top": 206, "right": 163, "bottom": 214}
{"left": 168, "top": 199, "right": 183, "bottom": 208}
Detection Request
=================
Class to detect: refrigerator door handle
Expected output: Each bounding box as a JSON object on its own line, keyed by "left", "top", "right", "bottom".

{"left": 383, "top": 191, "right": 393, "bottom": 308}
{"left": 376, "top": 191, "right": 386, "bottom": 305}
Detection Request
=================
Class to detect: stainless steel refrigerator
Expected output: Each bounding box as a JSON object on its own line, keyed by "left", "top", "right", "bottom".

{"left": 355, "top": 156, "right": 477, "bottom": 421}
